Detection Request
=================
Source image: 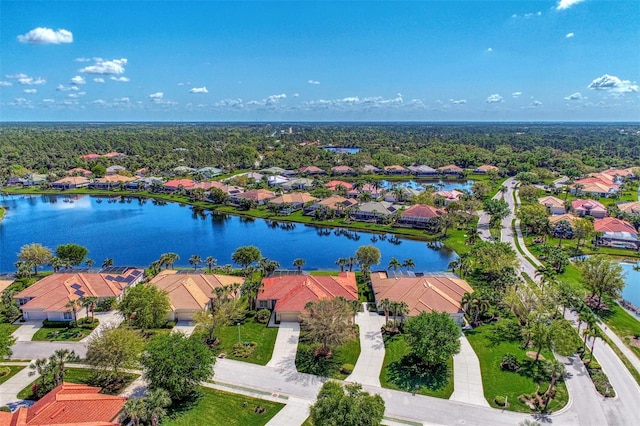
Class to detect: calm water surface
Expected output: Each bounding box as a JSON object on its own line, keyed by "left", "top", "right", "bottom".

{"left": 620, "top": 262, "right": 640, "bottom": 308}
{"left": 0, "top": 195, "right": 456, "bottom": 273}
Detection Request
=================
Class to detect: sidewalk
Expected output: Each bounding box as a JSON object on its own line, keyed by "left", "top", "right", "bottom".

{"left": 0, "top": 366, "right": 38, "bottom": 407}
{"left": 265, "top": 396, "right": 311, "bottom": 426}
{"left": 450, "top": 334, "right": 489, "bottom": 407}
{"left": 345, "top": 304, "right": 386, "bottom": 388}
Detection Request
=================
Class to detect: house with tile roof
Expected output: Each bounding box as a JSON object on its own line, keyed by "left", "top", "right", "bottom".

{"left": 105, "top": 165, "right": 126, "bottom": 176}
{"left": 538, "top": 195, "right": 566, "bottom": 215}
{"left": 299, "top": 166, "right": 326, "bottom": 175}
{"left": 89, "top": 175, "right": 137, "bottom": 190}
{"left": 67, "top": 167, "right": 92, "bottom": 177}
{"left": 384, "top": 165, "right": 409, "bottom": 175}
{"left": 361, "top": 164, "right": 381, "bottom": 174}
{"left": 304, "top": 195, "right": 358, "bottom": 216}
{"left": 549, "top": 214, "right": 578, "bottom": 238}
{"left": 571, "top": 177, "right": 620, "bottom": 198}
{"left": 383, "top": 187, "right": 423, "bottom": 203}
{"left": 407, "top": 165, "right": 438, "bottom": 176}
{"left": 324, "top": 180, "right": 354, "bottom": 191}
{"left": 149, "top": 270, "right": 244, "bottom": 321}
{"left": 396, "top": 204, "right": 444, "bottom": 229}
{"left": 370, "top": 271, "right": 473, "bottom": 325}
{"left": 102, "top": 152, "right": 126, "bottom": 159}
{"left": 571, "top": 199, "right": 607, "bottom": 219}
{"left": 14, "top": 268, "right": 144, "bottom": 321}
{"left": 434, "top": 190, "right": 464, "bottom": 206}
{"left": 594, "top": 217, "right": 640, "bottom": 250}
{"left": 234, "top": 189, "right": 276, "bottom": 205}
{"left": 618, "top": 201, "right": 640, "bottom": 216}
{"left": 438, "top": 164, "right": 464, "bottom": 176}
{"left": 257, "top": 272, "right": 357, "bottom": 323}
{"left": 80, "top": 153, "right": 102, "bottom": 160}
{"left": 267, "top": 192, "right": 317, "bottom": 213}
{"left": 0, "top": 382, "right": 126, "bottom": 426}
{"left": 331, "top": 165, "right": 355, "bottom": 175}
{"left": 51, "top": 176, "right": 91, "bottom": 190}
{"left": 351, "top": 201, "right": 401, "bottom": 222}
{"left": 473, "top": 164, "right": 499, "bottom": 174}
{"left": 163, "top": 179, "right": 195, "bottom": 192}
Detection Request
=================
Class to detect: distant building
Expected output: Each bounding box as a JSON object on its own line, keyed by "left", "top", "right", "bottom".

{"left": 396, "top": 204, "right": 444, "bottom": 229}
{"left": 571, "top": 199, "right": 607, "bottom": 219}
{"left": 538, "top": 196, "right": 566, "bottom": 215}
{"left": 51, "top": 176, "right": 90, "bottom": 190}
{"left": 594, "top": 217, "right": 640, "bottom": 250}
{"left": 473, "top": 164, "right": 499, "bottom": 174}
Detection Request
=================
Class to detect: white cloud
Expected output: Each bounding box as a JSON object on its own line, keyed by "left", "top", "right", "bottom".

{"left": 450, "top": 99, "right": 467, "bottom": 104}
{"left": 588, "top": 74, "right": 639, "bottom": 94}
{"left": 512, "top": 92, "right": 523, "bottom": 98}
{"left": 189, "top": 86, "right": 208, "bottom": 94}
{"left": 43, "top": 98, "right": 54, "bottom": 103}
{"left": 531, "top": 100, "right": 543, "bottom": 106}
{"left": 293, "top": 93, "right": 299, "bottom": 97}
{"left": 56, "top": 84, "right": 79, "bottom": 92}
{"left": 5, "top": 73, "right": 27, "bottom": 79}
{"left": 308, "top": 80, "right": 320, "bottom": 85}
{"left": 557, "top": 0, "right": 585, "bottom": 11}
{"left": 513, "top": 11, "right": 542, "bottom": 19}
{"left": 68, "top": 93, "right": 80, "bottom": 98}
{"left": 149, "top": 92, "right": 163, "bottom": 99}
{"left": 110, "top": 76, "right": 130, "bottom": 82}
{"left": 486, "top": 94, "right": 503, "bottom": 103}
{"left": 115, "top": 97, "right": 130, "bottom": 103}
{"left": 71, "top": 75, "right": 86, "bottom": 85}
{"left": 75, "top": 57, "right": 91, "bottom": 62}
{"left": 17, "top": 27, "right": 73, "bottom": 44}
{"left": 24, "top": 89, "right": 37, "bottom": 94}
{"left": 79, "top": 58, "right": 127, "bottom": 75}
{"left": 486, "top": 48, "right": 493, "bottom": 53}
{"left": 564, "top": 92, "right": 583, "bottom": 100}
{"left": 93, "top": 78, "right": 105, "bottom": 83}
{"left": 8, "top": 74, "right": 46, "bottom": 85}
{"left": 566, "top": 32, "right": 575, "bottom": 38}
{"left": 0, "top": 81, "right": 12, "bottom": 87}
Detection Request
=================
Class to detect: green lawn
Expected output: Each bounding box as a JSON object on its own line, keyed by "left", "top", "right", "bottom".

{"left": 379, "top": 333, "right": 454, "bottom": 399}
{"left": 598, "top": 296, "right": 640, "bottom": 359}
{"left": 0, "top": 365, "right": 25, "bottom": 385}
{"left": 465, "top": 320, "right": 568, "bottom": 413}
{"left": 162, "top": 387, "right": 284, "bottom": 426}
{"left": 295, "top": 327, "right": 361, "bottom": 380}
{"left": 31, "top": 326, "right": 92, "bottom": 341}
{"left": 209, "top": 320, "right": 278, "bottom": 365}
{"left": 17, "top": 367, "right": 139, "bottom": 400}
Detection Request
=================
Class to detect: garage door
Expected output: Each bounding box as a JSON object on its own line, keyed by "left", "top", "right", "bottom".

{"left": 176, "top": 310, "right": 196, "bottom": 321}
{"left": 278, "top": 311, "right": 300, "bottom": 323}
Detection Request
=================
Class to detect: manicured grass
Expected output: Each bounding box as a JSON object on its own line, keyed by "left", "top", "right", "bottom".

{"left": 379, "top": 333, "right": 454, "bottom": 399}
{"left": 443, "top": 226, "right": 476, "bottom": 256}
{"left": 465, "top": 320, "right": 568, "bottom": 413}
{"left": 332, "top": 336, "right": 361, "bottom": 380}
{"left": 0, "top": 323, "right": 20, "bottom": 334}
{"left": 210, "top": 320, "right": 278, "bottom": 365}
{"left": 162, "top": 386, "right": 284, "bottom": 426}
{"left": 598, "top": 296, "right": 640, "bottom": 359}
{"left": 17, "top": 367, "right": 139, "bottom": 400}
{"left": 295, "top": 326, "right": 361, "bottom": 380}
{"left": 0, "top": 365, "right": 25, "bottom": 385}
{"left": 31, "top": 326, "right": 92, "bottom": 342}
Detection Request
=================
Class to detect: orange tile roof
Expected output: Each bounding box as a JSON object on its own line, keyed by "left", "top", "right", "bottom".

{"left": 15, "top": 269, "right": 144, "bottom": 313}
{"left": 164, "top": 179, "right": 195, "bottom": 189}
{"left": 317, "top": 195, "right": 358, "bottom": 210}
{"left": 549, "top": 213, "right": 578, "bottom": 225}
{"left": 331, "top": 165, "right": 354, "bottom": 172}
{"left": 324, "top": 180, "right": 354, "bottom": 190}
{"left": 475, "top": 164, "right": 499, "bottom": 172}
{"left": 371, "top": 272, "right": 473, "bottom": 316}
{"left": 53, "top": 176, "right": 90, "bottom": 185}
{"left": 434, "top": 190, "right": 463, "bottom": 201}
{"left": 268, "top": 193, "right": 317, "bottom": 205}
{"left": 618, "top": 201, "right": 640, "bottom": 215}
{"left": 538, "top": 196, "right": 565, "bottom": 209}
{"left": 95, "top": 175, "right": 136, "bottom": 183}
{"left": 149, "top": 271, "right": 244, "bottom": 311}
{"left": 236, "top": 189, "right": 275, "bottom": 201}
{"left": 67, "top": 168, "right": 92, "bottom": 176}
{"left": 80, "top": 154, "right": 101, "bottom": 160}
{"left": 602, "top": 168, "right": 635, "bottom": 177}
{"left": 384, "top": 165, "right": 407, "bottom": 172}
{"left": 401, "top": 204, "right": 444, "bottom": 219}
{"left": 594, "top": 217, "right": 638, "bottom": 234}
{"left": 299, "top": 166, "right": 325, "bottom": 173}
{"left": 572, "top": 199, "right": 606, "bottom": 212}
{"left": 4, "top": 382, "right": 125, "bottom": 425}
{"left": 438, "top": 164, "right": 463, "bottom": 173}
{"left": 259, "top": 273, "right": 357, "bottom": 313}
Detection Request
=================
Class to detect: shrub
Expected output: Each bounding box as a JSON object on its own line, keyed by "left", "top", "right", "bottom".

{"left": 0, "top": 406, "right": 10, "bottom": 413}
{"left": 340, "top": 363, "right": 354, "bottom": 375}
{"left": 99, "top": 297, "right": 118, "bottom": 311}
{"left": 494, "top": 396, "right": 507, "bottom": 407}
{"left": 78, "top": 318, "right": 99, "bottom": 329}
{"left": 586, "top": 360, "right": 601, "bottom": 371}
{"left": 494, "top": 321, "right": 522, "bottom": 342}
{"left": 256, "top": 309, "right": 271, "bottom": 324}
{"left": 42, "top": 320, "right": 72, "bottom": 328}
{"left": 0, "top": 367, "right": 11, "bottom": 378}
{"left": 164, "top": 321, "right": 176, "bottom": 329}
{"left": 500, "top": 354, "right": 520, "bottom": 372}
{"left": 232, "top": 341, "right": 256, "bottom": 358}
{"left": 245, "top": 310, "right": 256, "bottom": 318}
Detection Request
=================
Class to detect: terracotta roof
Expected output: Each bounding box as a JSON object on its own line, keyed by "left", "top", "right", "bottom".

{"left": 384, "top": 165, "right": 407, "bottom": 172}
{"left": 236, "top": 189, "right": 275, "bottom": 201}
{"left": 331, "top": 165, "right": 354, "bottom": 173}
{"left": 371, "top": 272, "right": 473, "bottom": 316}
{"left": 149, "top": 271, "right": 244, "bottom": 311}
{"left": 15, "top": 269, "right": 144, "bottom": 313}
{"left": 538, "top": 196, "right": 565, "bottom": 209}
{"left": 67, "top": 168, "right": 92, "bottom": 176}
{"left": 594, "top": 217, "right": 638, "bottom": 234}
{"left": 602, "top": 168, "right": 635, "bottom": 177}
{"left": 4, "top": 382, "right": 125, "bottom": 425}
{"left": 94, "top": 175, "right": 136, "bottom": 183}
{"left": 164, "top": 179, "right": 195, "bottom": 190}
{"left": 53, "top": 176, "right": 90, "bottom": 185}
{"left": 80, "top": 154, "right": 101, "bottom": 160}
{"left": 549, "top": 213, "right": 578, "bottom": 225}
{"left": 299, "top": 166, "right": 325, "bottom": 173}
{"left": 434, "top": 190, "right": 463, "bottom": 201}
{"left": 268, "top": 193, "right": 317, "bottom": 205}
{"left": 102, "top": 152, "right": 126, "bottom": 158}
{"left": 324, "top": 180, "right": 354, "bottom": 191}
{"left": 573, "top": 177, "right": 619, "bottom": 193}
{"left": 618, "top": 201, "right": 640, "bottom": 215}
{"left": 317, "top": 196, "right": 358, "bottom": 210}
{"left": 474, "top": 164, "right": 499, "bottom": 172}
{"left": 572, "top": 199, "right": 606, "bottom": 212}
{"left": 401, "top": 204, "right": 444, "bottom": 219}
{"left": 259, "top": 273, "right": 357, "bottom": 313}
{"left": 438, "top": 164, "right": 463, "bottom": 173}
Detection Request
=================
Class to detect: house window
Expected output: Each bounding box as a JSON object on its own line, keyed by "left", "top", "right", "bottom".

{"left": 259, "top": 300, "right": 268, "bottom": 309}
{"left": 63, "top": 311, "right": 73, "bottom": 320}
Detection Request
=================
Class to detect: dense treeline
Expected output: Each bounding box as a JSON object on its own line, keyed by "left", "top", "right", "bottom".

{"left": 1, "top": 122, "right": 638, "bottom": 179}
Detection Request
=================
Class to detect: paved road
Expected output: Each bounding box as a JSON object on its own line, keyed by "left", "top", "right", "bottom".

{"left": 450, "top": 334, "right": 489, "bottom": 407}
{"left": 266, "top": 322, "right": 300, "bottom": 371}
{"left": 9, "top": 341, "right": 87, "bottom": 360}
{"left": 345, "top": 304, "right": 386, "bottom": 387}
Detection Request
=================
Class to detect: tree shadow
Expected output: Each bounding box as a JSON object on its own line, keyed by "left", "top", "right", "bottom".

{"left": 387, "top": 354, "right": 449, "bottom": 393}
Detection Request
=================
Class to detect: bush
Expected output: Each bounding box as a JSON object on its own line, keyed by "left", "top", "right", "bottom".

{"left": 99, "top": 297, "right": 118, "bottom": 311}
{"left": 256, "top": 309, "right": 271, "bottom": 324}
{"left": 494, "top": 321, "right": 522, "bottom": 342}
{"left": 0, "top": 406, "right": 10, "bottom": 413}
{"left": 586, "top": 360, "right": 602, "bottom": 371}
{"left": 0, "top": 367, "right": 11, "bottom": 378}
{"left": 500, "top": 354, "right": 520, "bottom": 372}
{"left": 245, "top": 310, "right": 256, "bottom": 318}
{"left": 78, "top": 318, "right": 99, "bottom": 329}
{"left": 340, "top": 364, "right": 354, "bottom": 375}
{"left": 494, "top": 396, "right": 507, "bottom": 406}
{"left": 164, "top": 321, "right": 176, "bottom": 329}
{"left": 232, "top": 341, "right": 256, "bottom": 358}
{"left": 42, "top": 320, "right": 73, "bottom": 328}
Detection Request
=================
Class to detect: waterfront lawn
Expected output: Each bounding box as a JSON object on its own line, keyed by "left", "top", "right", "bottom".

{"left": 209, "top": 321, "right": 278, "bottom": 365}
{"left": 597, "top": 296, "right": 640, "bottom": 359}
{"left": 0, "top": 365, "right": 25, "bottom": 385}
{"left": 295, "top": 328, "right": 361, "bottom": 380}
{"left": 379, "top": 333, "right": 454, "bottom": 399}
{"left": 163, "top": 387, "right": 283, "bottom": 426}
{"left": 17, "top": 368, "right": 139, "bottom": 400}
{"left": 465, "top": 320, "right": 568, "bottom": 413}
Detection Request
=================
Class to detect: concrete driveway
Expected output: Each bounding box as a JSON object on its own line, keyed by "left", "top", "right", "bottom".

{"left": 81, "top": 311, "right": 124, "bottom": 342}
{"left": 345, "top": 304, "right": 386, "bottom": 387}
{"left": 172, "top": 321, "right": 197, "bottom": 336}
{"left": 11, "top": 320, "right": 43, "bottom": 342}
{"left": 266, "top": 322, "right": 300, "bottom": 371}
{"left": 450, "top": 334, "right": 489, "bottom": 406}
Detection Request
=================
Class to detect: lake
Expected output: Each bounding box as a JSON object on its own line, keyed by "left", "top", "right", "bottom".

{"left": 0, "top": 194, "right": 457, "bottom": 273}
{"left": 620, "top": 262, "right": 640, "bottom": 310}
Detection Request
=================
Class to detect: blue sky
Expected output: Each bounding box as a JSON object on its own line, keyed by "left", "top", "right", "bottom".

{"left": 1, "top": 0, "right": 638, "bottom": 121}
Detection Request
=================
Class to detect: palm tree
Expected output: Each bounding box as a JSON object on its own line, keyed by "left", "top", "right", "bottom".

{"left": 120, "top": 397, "right": 147, "bottom": 426}
{"left": 50, "top": 257, "right": 64, "bottom": 273}
{"left": 293, "top": 258, "right": 306, "bottom": 273}
{"left": 85, "top": 258, "right": 95, "bottom": 269}
{"left": 387, "top": 257, "right": 401, "bottom": 271}
{"left": 160, "top": 252, "right": 179, "bottom": 269}
{"left": 189, "top": 254, "right": 202, "bottom": 271}
{"left": 29, "top": 357, "right": 51, "bottom": 394}
{"left": 49, "top": 349, "right": 78, "bottom": 386}
{"left": 379, "top": 298, "right": 391, "bottom": 324}
{"left": 81, "top": 296, "right": 99, "bottom": 321}
{"left": 145, "top": 388, "right": 172, "bottom": 426}
{"left": 65, "top": 299, "right": 82, "bottom": 325}
{"left": 206, "top": 256, "right": 217, "bottom": 272}
{"left": 335, "top": 257, "right": 347, "bottom": 272}
{"left": 402, "top": 258, "right": 415, "bottom": 270}
{"left": 448, "top": 259, "right": 461, "bottom": 274}
{"left": 347, "top": 256, "right": 357, "bottom": 272}
{"left": 241, "top": 278, "right": 264, "bottom": 311}
{"left": 543, "top": 360, "right": 566, "bottom": 412}
{"left": 396, "top": 301, "right": 410, "bottom": 326}
{"left": 101, "top": 258, "right": 114, "bottom": 268}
